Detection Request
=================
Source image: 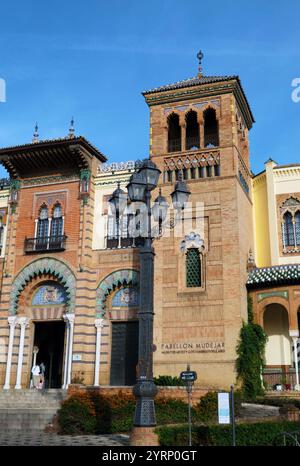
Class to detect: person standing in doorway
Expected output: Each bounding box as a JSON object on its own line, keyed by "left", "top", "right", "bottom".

{"left": 39, "top": 362, "right": 46, "bottom": 389}
{"left": 31, "top": 364, "right": 40, "bottom": 389}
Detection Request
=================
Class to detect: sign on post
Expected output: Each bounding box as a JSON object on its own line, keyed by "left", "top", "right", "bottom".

{"left": 180, "top": 366, "right": 197, "bottom": 447}
{"left": 218, "top": 392, "right": 230, "bottom": 424}
{"left": 180, "top": 370, "right": 197, "bottom": 382}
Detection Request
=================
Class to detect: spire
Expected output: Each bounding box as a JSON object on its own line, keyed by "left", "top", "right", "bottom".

{"left": 32, "top": 123, "right": 39, "bottom": 143}
{"left": 69, "top": 117, "right": 75, "bottom": 139}
{"left": 197, "top": 50, "right": 204, "bottom": 77}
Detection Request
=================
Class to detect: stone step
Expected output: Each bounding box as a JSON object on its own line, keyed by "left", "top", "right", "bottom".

{"left": 0, "top": 401, "right": 61, "bottom": 409}
{"left": 0, "top": 389, "right": 67, "bottom": 431}
{"left": 0, "top": 409, "right": 58, "bottom": 431}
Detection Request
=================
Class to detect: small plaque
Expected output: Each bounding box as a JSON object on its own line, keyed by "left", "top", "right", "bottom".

{"left": 72, "top": 354, "right": 82, "bottom": 361}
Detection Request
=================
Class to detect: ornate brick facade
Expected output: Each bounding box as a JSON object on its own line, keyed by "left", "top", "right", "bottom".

{"left": 0, "top": 63, "right": 299, "bottom": 393}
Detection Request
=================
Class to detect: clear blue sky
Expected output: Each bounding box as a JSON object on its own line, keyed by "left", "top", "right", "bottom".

{"left": 0, "top": 0, "right": 299, "bottom": 177}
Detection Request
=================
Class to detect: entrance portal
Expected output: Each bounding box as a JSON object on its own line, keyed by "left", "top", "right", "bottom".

{"left": 110, "top": 321, "right": 139, "bottom": 386}
{"left": 33, "top": 321, "right": 65, "bottom": 388}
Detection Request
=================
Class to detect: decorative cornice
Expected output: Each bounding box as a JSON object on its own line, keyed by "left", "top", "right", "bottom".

{"left": 98, "top": 160, "right": 142, "bottom": 174}
{"left": 22, "top": 173, "right": 80, "bottom": 187}
{"left": 144, "top": 80, "right": 254, "bottom": 129}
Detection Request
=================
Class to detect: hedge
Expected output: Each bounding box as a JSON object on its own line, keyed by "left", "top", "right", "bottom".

{"left": 58, "top": 392, "right": 193, "bottom": 434}
{"left": 58, "top": 390, "right": 243, "bottom": 435}
{"left": 157, "top": 421, "right": 300, "bottom": 446}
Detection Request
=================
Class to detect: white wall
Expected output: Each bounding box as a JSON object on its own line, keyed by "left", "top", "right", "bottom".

{"left": 264, "top": 304, "right": 291, "bottom": 366}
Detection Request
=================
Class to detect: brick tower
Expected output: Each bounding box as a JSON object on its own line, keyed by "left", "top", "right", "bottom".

{"left": 143, "top": 52, "right": 255, "bottom": 387}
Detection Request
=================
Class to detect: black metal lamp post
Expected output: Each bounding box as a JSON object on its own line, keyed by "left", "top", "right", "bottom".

{"left": 110, "top": 159, "right": 190, "bottom": 443}
{"left": 127, "top": 160, "right": 161, "bottom": 432}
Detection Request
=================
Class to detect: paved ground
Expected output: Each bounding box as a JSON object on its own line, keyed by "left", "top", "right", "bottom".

{"left": 240, "top": 403, "right": 280, "bottom": 420}
{"left": 0, "top": 432, "right": 130, "bottom": 446}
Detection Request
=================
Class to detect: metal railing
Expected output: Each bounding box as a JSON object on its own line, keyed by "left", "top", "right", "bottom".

{"left": 24, "top": 235, "right": 67, "bottom": 253}
{"left": 204, "top": 134, "right": 219, "bottom": 148}
{"left": 186, "top": 136, "right": 200, "bottom": 150}
{"left": 263, "top": 369, "right": 297, "bottom": 391}
{"left": 105, "top": 235, "right": 144, "bottom": 249}
{"left": 168, "top": 138, "right": 181, "bottom": 153}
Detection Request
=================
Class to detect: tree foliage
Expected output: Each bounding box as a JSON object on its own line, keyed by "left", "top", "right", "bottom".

{"left": 236, "top": 297, "right": 268, "bottom": 399}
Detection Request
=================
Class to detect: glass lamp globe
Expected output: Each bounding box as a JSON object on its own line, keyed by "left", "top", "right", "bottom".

{"left": 138, "top": 159, "right": 161, "bottom": 191}
{"left": 171, "top": 179, "right": 191, "bottom": 210}
{"left": 152, "top": 189, "right": 168, "bottom": 222}
{"left": 127, "top": 172, "right": 147, "bottom": 202}
{"left": 108, "top": 183, "right": 127, "bottom": 215}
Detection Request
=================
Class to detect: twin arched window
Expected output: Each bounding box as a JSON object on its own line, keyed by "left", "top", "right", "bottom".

{"left": 37, "top": 204, "right": 63, "bottom": 240}
{"left": 167, "top": 108, "right": 219, "bottom": 153}
{"left": 282, "top": 211, "right": 300, "bottom": 248}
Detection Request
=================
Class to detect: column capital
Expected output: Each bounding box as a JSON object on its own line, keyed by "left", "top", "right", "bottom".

{"left": 64, "top": 313, "right": 75, "bottom": 325}
{"left": 95, "top": 318, "right": 104, "bottom": 328}
{"left": 8, "top": 316, "right": 18, "bottom": 327}
{"left": 17, "top": 316, "right": 29, "bottom": 328}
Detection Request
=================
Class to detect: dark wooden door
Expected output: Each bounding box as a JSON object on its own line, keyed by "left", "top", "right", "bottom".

{"left": 110, "top": 321, "right": 139, "bottom": 386}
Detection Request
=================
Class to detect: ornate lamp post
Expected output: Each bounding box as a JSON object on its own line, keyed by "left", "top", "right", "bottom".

{"left": 109, "top": 159, "right": 190, "bottom": 445}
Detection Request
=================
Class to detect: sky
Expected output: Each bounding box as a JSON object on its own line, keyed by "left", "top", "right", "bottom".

{"left": 0, "top": 0, "right": 300, "bottom": 177}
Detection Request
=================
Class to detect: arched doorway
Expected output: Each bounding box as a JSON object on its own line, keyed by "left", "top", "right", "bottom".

{"left": 263, "top": 304, "right": 291, "bottom": 367}
{"left": 108, "top": 285, "right": 139, "bottom": 386}
{"left": 31, "top": 282, "right": 67, "bottom": 388}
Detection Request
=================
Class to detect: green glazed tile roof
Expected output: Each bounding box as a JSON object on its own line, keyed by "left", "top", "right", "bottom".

{"left": 247, "top": 264, "right": 300, "bottom": 289}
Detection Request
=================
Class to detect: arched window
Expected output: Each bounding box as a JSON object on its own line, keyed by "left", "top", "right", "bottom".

{"left": 186, "top": 248, "right": 201, "bottom": 287}
{"left": 295, "top": 211, "right": 300, "bottom": 246}
{"left": 185, "top": 110, "right": 200, "bottom": 150}
{"left": 167, "top": 113, "right": 181, "bottom": 152}
{"left": 51, "top": 204, "right": 63, "bottom": 237}
{"left": 203, "top": 108, "right": 219, "bottom": 147}
{"left": 283, "top": 212, "right": 294, "bottom": 246}
{"left": 37, "top": 206, "right": 49, "bottom": 239}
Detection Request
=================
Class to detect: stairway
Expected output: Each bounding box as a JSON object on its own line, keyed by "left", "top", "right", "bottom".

{"left": 0, "top": 389, "right": 67, "bottom": 431}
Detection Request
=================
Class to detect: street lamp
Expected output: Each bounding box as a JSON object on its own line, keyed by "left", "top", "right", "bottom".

{"left": 124, "top": 159, "right": 190, "bottom": 446}
{"left": 170, "top": 178, "right": 191, "bottom": 210}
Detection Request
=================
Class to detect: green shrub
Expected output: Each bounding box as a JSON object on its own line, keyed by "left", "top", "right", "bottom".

{"left": 157, "top": 421, "right": 300, "bottom": 446}
{"left": 59, "top": 392, "right": 192, "bottom": 434}
{"left": 156, "top": 398, "right": 191, "bottom": 424}
{"left": 194, "top": 390, "right": 242, "bottom": 423}
{"left": 58, "top": 389, "right": 244, "bottom": 435}
{"left": 236, "top": 297, "right": 268, "bottom": 400}
{"left": 153, "top": 375, "right": 184, "bottom": 386}
{"left": 58, "top": 398, "right": 97, "bottom": 434}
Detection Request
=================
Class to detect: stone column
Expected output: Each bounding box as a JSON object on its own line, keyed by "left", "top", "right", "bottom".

{"left": 293, "top": 337, "right": 300, "bottom": 390}
{"left": 65, "top": 313, "right": 75, "bottom": 388}
{"left": 181, "top": 124, "right": 186, "bottom": 151}
{"left": 3, "top": 316, "right": 18, "bottom": 389}
{"left": 199, "top": 118, "right": 204, "bottom": 148}
{"left": 62, "top": 314, "right": 70, "bottom": 389}
{"left": 94, "top": 318, "right": 104, "bottom": 386}
{"left": 15, "top": 317, "right": 29, "bottom": 389}
{"left": 290, "top": 330, "right": 300, "bottom": 390}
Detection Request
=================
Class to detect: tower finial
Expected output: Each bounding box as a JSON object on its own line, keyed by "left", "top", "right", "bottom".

{"left": 32, "top": 123, "right": 39, "bottom": 143}
{"left": 197, "top": 50, "right": 204, "bottom": 77}
{"left": 69, "top": 117, "right": 75, "bottom": 138}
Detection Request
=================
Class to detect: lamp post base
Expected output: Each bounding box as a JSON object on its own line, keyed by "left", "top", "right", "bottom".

{"left": 130, "top": 426, "right": 159, "bottom": 446}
